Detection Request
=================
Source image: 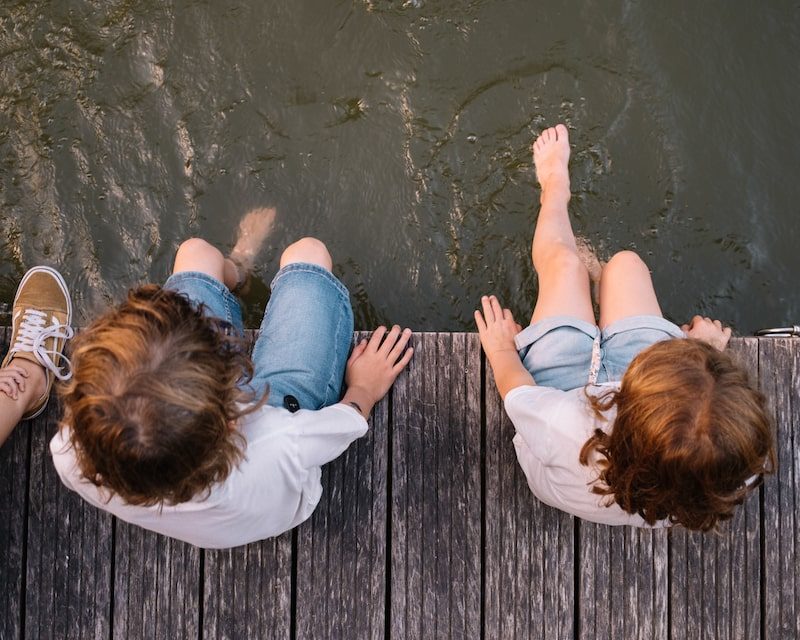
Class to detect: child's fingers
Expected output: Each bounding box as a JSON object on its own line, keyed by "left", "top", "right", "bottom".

{"left": 378, "top": 325, "right": 402, "bottom": 356}
{"left": 489, "top": 296, "right": 505, "bottom": 321}
{"left": 713, "top": 319, "right": 723, "bottom": 331}
{"left": 367, "top": 326, "right": 388, "bottom": 351}
{"left": 387, "top": 328, "right": 412, "bottom": 361}
{"left": 392, "top": 346, "right": 414, "bottom": 374}
{"left": 474, "top": 310, "right": 487, "bottom": 333}
{"left": 723, "top": 327, "right": 732, "bottom": 339}
{"left": 6, "top": 369, "right": 26, "bottom": 390}
{"left": 481, "top": 296, "right": 495, "bottom": 323}
{"left": 347, "top": 339, "right": 368, "bottom": 365}
{"left": 7, "top": 365, "right": 28, "bottom": 378}
{"left": 0, "top": 379, "right": 18, "bottom": 400}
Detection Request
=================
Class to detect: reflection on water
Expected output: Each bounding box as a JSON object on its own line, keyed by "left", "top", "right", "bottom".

{"left": 1, "top": 0, "right": 798, "bottom": 332}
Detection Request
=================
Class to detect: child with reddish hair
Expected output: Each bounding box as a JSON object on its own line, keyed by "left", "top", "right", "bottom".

{"left": 475, "top": 125, "right": 774, "bottom": 530}
{"left": 49, "top": 210, "right": 413, "bottom": 548}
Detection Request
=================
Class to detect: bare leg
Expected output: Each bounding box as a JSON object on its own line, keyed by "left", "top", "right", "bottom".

{"left": 598, "top": 250, "right": 662, "bottom": 329}
{"left": 173, "top": 208, "right": 276, "bottom": 291}
{"left": 225, "top": 207, "right": 276, "bottom": 290}
{"left": 0, "top": 359, "right": 46, "bottom": 446}
{"left": 530, "top": 124, "right": 595, "bottom": 325}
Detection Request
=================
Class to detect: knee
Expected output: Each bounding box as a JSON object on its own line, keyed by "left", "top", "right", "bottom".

{"left": 174, "top": 238, "right": 225, "bottom": 276}
{"left": 280, "top": 237, "right": 333, "bottom": 271}
{"left": 604, "top": 250, "right": 650, "bottom": 277}
{"left": 533, "top": 244, "right": 586, "bottom": 278}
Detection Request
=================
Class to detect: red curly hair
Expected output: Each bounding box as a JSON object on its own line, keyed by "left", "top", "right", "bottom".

{"left": 59, "top": 285, "right": 267, "bottom": 507}
{"left": 579, "top": 338, "right": 775, "bottom": 531}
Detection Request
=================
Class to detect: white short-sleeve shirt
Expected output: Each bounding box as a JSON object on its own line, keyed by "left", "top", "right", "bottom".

{"left": 504, "top": 384, "right": 669, "bottom": 528}
{"left": 50, "top": 403, "right": 368, "bottom": 548}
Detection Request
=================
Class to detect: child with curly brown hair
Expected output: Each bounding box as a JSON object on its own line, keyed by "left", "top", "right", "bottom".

{"left": 475, "top": 125, "right": 775, "bottom": 531}
{"left": 50, "top": 209, "right": 413, "bottom": 548}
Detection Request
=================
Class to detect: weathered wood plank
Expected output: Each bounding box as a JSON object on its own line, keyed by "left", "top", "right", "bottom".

{"left": 0, "top": 326, "right": 28, "bottom": 640}
{"left": 295, "top": 331, "right": 389, "bottom": 640}
{"left": 203, "top": 328, "right": 293, "bottom": 640}
{"left": 579, "top": 524, "right": 668, "bottom": 640}
{"left": 202, "top": 534, "right": 292, "bottom": 639}
{"left": 761, "top": 338, "right": 799, "bottom": 639}
{"left": 25, "top": 401, "right": 112, "bottom": 640}
{"left": 390, "top": 332, "right": 482, "bottom": 639}
{"left": 484, "top": 359, "right": 575, "bottom": 640}
{"left": 113, "top": 523, "right": 200, "bottom": 639}
{"left": 669, "top": 337, "right": 762, "bottom": 640}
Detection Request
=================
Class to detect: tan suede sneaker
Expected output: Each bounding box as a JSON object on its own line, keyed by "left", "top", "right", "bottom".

{"left": 2, "top": 266, "right": 74, "bottom": 420}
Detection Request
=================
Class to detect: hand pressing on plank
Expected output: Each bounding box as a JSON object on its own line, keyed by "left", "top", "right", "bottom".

{"left": 680, "top": 315, "right": 732, "bottom": 351}
{"left": 474, "top": 295, "right": 535, "bottom": 399}
{"left": 343, "top": 325, "right": 414, "bottom": 418}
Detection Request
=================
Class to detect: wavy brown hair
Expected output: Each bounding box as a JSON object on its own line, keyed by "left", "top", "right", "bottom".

{"left": 579, "top": 338, "right": 775, "bottom": 531}
{"left": 59, "top": 285, "right": 266, "bottom": 507}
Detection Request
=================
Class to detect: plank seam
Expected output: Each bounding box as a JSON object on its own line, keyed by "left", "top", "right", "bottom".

{"left": 290, "top": 529, "right": 298, "bottom": 640}
{"left": 109, "top": 517, "right": 116, "bottom": 640}
{"left": 197, "top": 549, "right": 204, "bottom": 640}
{"left": 20, "top": 409, "right": 32, "bottom": 640}
{"left": 384, "top": 387, "right": 394, "bottom": 640}
{"left": 573, "top": 519, "right": 580, "bottom": 640}
{"left": 479, "top": 346, "right": 487, "bottom": 640}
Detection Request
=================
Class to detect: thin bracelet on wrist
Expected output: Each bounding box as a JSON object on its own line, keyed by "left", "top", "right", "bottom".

{"left": 348, "top": 400, "right": 365, "bottom": 416}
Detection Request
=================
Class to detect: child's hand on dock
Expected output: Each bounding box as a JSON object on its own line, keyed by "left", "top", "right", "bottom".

{"left": 475, "top": 295, "right": 535, "bottom": 399}
{"left": 474, "top": 295, "right": 522, "bottom": 358}
{"left": 680, "top": 316, "right": 732, "bottom": 351}
{"left": 343, "top": 326, "right": 414, "bottom": 418}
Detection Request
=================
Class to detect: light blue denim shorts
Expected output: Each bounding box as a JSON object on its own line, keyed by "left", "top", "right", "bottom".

{"left": 164, "top": 263, "right": 354, "bottom": 410}
{"left": 514, "top": 315, "right": 686, "bottom": 391}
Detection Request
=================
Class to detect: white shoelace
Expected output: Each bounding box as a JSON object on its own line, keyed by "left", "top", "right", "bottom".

{"left": 11, "top": 308, "right": 75, "bottom": 381}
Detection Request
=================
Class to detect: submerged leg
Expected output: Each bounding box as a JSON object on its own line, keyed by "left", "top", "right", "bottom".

{"left": 529, "top": 124, "right": 595, "bottom": 325}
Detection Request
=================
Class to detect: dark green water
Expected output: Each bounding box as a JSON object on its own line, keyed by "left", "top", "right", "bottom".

{"left": 1, "top": 1, "right": 799, "bottom": 332}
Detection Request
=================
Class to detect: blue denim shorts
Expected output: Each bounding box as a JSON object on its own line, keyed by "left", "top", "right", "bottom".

{"left": 514, "top": 315, "right": 686, "bottom": 391}
{"left": 164, "top": 264, "right": 354, "bottom": 410}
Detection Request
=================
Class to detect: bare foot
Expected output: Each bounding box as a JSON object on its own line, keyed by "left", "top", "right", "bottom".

{"left": 225, "top": 207, "right": 276, "bottom": 291}
{"left": 532, "top": 124, "right": 571, "bottom": 195}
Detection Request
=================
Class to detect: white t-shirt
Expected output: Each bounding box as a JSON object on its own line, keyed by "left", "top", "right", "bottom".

{"left": 504, "top": 383, "right": 669, "bottom": 528}
{"left": 50, "top": 403, "right": 368, "bottom": 548}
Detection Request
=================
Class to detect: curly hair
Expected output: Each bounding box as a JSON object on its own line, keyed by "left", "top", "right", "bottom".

{"left": 579, "top": 338, "right": 775, "bottom": 531}
{"left": 59, "top": 285, "right": 267, "bottom": 507}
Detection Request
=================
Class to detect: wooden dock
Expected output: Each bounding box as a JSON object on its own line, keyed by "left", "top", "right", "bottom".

{"left": 0, "top": 332, "right": 798, "bottom": 639}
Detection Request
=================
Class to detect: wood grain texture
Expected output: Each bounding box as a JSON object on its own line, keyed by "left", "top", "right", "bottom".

{"left": 3, "top": 334, "right": 800, "bottom": 639}
{"left": 25, "top": 403, "right": 112, "bottom": 640}
{"left": 761, "top": 338, "right": 799, "bottom": 640}
{"left": 484, "top": 358, "right": 575, "bottom": 640}
{"left": 113, "top": 523, "right": 201, "bottom": 640}
{"left": 0, "top": 326, "right": 28, "bottom": 640}
{"left": 390, "top": 332, "right": 482, "bottom": 640}
{"left": 580, "top": 524, "right": 668, "bottom": 640}
{"left": 295, "top": 330, "right": 389, "bottom": 640}
{"left": 669, "top": 337, "right": 762, "bottom": 640}
{"left": 203, "top": 534, "right": 292, "bottom": 640}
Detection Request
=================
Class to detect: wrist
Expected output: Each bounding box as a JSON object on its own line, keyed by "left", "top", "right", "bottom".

{"left": 342, "top": 385, "right": 376, "bottom": 418}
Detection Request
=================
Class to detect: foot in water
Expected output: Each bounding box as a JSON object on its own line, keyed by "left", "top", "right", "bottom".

{"left": 225, "top": 207, "right": 276, "bottom": 294}
{"left": 532, "top": 123, "right": 571, "bottom": 196}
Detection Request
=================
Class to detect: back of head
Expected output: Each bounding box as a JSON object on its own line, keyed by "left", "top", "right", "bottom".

{"left": 580, "top": 338, "right": 775, "bottom": 531}
{"left": 60, "top": 285, "right": 257, "bottom": 506}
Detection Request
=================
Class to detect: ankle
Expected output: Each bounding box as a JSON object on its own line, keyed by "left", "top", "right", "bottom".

{"left": 540, "top": 180, "right": 571, "bottom": 206}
